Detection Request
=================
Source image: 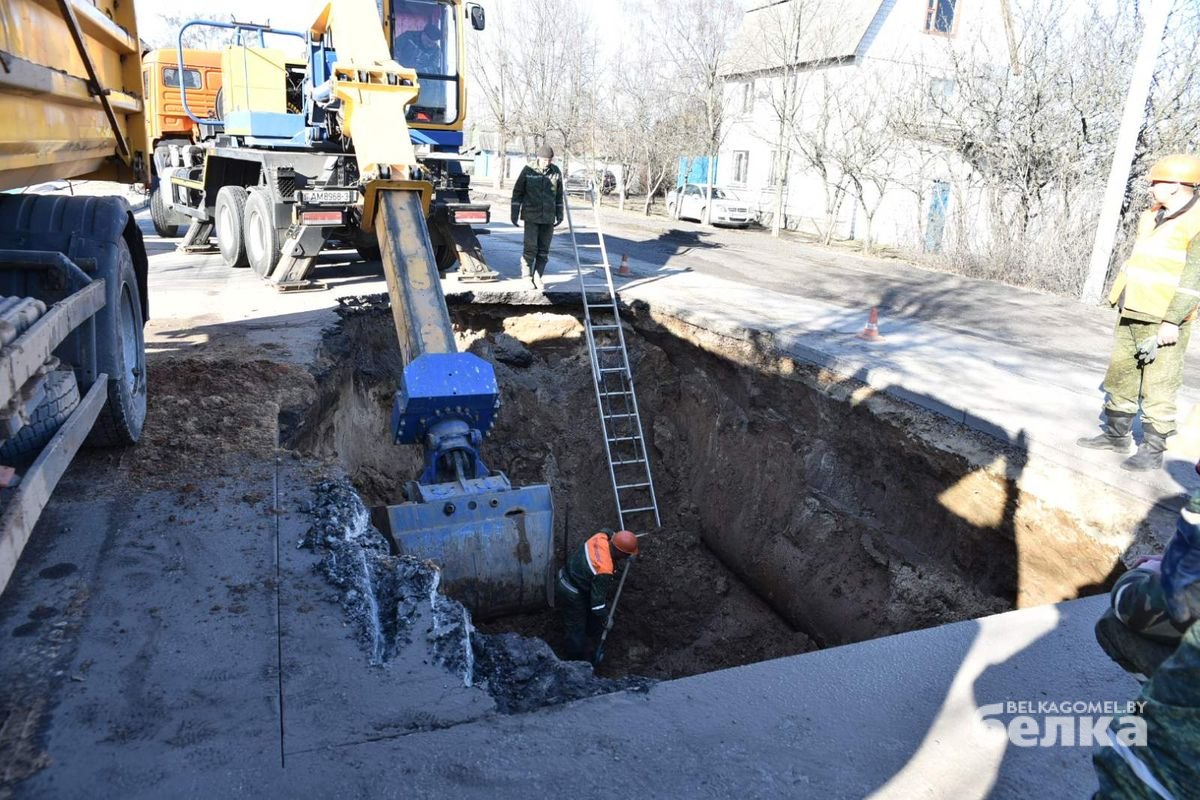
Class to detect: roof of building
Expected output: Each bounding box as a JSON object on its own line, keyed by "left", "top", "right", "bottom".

{"left": 719, "top": 0, "right": 889, "bottom": 78}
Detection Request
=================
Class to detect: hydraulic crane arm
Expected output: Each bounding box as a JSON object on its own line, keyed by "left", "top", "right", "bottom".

{"left": 308, "top": 0, "right": 553, "bottom": 619}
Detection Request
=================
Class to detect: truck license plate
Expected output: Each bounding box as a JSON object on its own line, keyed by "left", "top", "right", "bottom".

{"left": 305, "top": 190, "right": 356, "bottom": 205}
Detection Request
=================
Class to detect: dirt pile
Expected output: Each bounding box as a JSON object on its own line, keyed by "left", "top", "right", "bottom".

{"left": 96, "top": 357, "right": 316, "bottom": 488}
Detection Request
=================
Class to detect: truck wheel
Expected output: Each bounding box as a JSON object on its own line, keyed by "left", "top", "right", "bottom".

{"left": 215, "top": 186, "right": 249, "bottom": 268}
{"left": 88, "top": 238, "right": 148, "bottom": 446}
{"left": 150, "top": 187, "right": 181, "bottom": 238}
{"left": 0, "top": 370, "right": 81, "bottom": 461}
{"left": 244, "top": 188, "right": 282, "bottom": 277}
{"left": 350, "top": 228, "right": 381, "bottom": 262}
{"left": 434, "top": 242, "right": 457, "bottom": 274}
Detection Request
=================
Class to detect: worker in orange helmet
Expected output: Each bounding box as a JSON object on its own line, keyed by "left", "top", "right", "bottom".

{"left": 556, "top": 528, "right": 638, "bottom": 662}
{"left": 1079, "top": 154, "right": 1200, "bottom": 471}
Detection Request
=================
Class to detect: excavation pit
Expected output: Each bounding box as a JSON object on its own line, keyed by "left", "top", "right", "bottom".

{"left": 293, "top": 296, "right": 1134, "bottom": 681}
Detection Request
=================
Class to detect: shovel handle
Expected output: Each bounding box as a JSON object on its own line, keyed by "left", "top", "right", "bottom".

{"left": 594, "top": 559, "right": 632, "bottom": 664}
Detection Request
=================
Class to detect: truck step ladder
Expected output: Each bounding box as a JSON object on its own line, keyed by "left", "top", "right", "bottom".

{"left": 563, "top": 178, "right": 661, "bottom": 533}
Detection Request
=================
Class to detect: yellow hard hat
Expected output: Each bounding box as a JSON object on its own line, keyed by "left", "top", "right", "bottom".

{"left": 1148, "top": 154, "right": 1200, "bottom": 186}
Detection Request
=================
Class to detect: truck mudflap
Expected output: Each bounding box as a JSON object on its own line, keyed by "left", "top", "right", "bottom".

{"left": 380, "top": 480, "right": 554, "bottom": 620}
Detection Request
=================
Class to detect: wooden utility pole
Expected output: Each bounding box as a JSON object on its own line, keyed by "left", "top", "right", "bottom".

{"left": 999, "top": 0, "right": 1021, "bottom": 75}
{"left": 1079, "top": 0, "right": 1173, "bottom": 304}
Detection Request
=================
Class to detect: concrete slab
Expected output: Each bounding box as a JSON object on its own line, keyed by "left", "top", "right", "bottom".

{"left": 267, "top": 596, "right": 1135, "bottom": 800}
{"left": 1, "top": 469, "right": 281, "bottom": 797}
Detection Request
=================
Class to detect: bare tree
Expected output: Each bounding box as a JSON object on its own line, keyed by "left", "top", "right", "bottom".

{"left": 469, "top": 0, "right": 525, "bottom": 188}
{"left": 651, "top": 0, "right": 742, "bottom": 224}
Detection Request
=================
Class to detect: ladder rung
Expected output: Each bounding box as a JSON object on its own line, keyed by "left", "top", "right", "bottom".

{"left": 590, "top": 323, "right": 620, "bottom": 330}
{"left": 599, "top": 367, "right": 626, "bottom": 374}
{"left": 621, "top": 506, "right": 657, "bottom": 514}
{"left": 611, "top": 458, "right": 645, "bottom": 465}
{"left": 595, "top": 345, "right": 623, "bottom": 351}
{"left": 604, "top": 412, "right": 636, "bottom": 419}
{"left": 599, "top": 389, "right": 633, "bottom": 396}
{"left": 616, "top": 482, "right": 651, "bottom": 490}
{"left": 608, "top": 436, "right": 641, "bottom": 442}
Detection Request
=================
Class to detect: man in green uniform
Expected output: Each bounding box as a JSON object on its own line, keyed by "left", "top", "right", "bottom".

{"left": 1092, "top": 485, "right": 1200, "bottom": 798}
{"left": 1078, "top": 154, "right": 1200, "bottom": 472}
{"left": 556, "top": 528, "right": 638, "bottom": 663}
{"left": 511, "top": 144, "right": 564, "bottom": 290}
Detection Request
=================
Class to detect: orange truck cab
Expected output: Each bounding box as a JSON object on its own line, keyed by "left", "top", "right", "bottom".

{"left": 142, "top": 49, "right": 222, "bottom": 236}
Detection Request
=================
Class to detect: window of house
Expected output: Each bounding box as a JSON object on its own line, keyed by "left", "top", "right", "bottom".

{"left": 767, "top": 152, "right": 787, "bottom": 187}
{"left": 929, "top": 78, "right": 956, "bottom": 100}
{"left": 924, "top": 0, "right": 958, "bottom": 34}
{"left": 741, "top": 81, "right": 754, "bottom": 114}
{"left": 732, "top": 151, "right": 749, "bottom": 185}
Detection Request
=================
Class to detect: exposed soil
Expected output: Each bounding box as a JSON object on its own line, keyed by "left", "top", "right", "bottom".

{"left": 292, "top": 295, "right": 1127, "bottom": 682}
{"left": 79, "top": 357, "right": 317, "bottom": 489}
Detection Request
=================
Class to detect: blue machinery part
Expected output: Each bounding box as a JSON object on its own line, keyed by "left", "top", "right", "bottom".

{"left": 374, "top": 190, "right": 555, "bottom": 618}
{"left": 391, "top": 351, "right": 499, "bottom": 484}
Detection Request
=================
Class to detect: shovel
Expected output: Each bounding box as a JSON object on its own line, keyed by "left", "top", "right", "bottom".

{"left": 592, "top": 558, "right": 632, "bottom": 666}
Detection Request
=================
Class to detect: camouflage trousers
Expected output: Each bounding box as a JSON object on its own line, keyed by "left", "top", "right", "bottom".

{"left": 1103, "top": 317, "right": 1193, "bottom": 435}
{"left": 1093, "top": 620, "right": 1200, "bottom": 799}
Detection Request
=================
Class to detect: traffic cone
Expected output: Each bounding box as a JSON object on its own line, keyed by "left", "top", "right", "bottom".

{"left": 617, "top": 254, "right": 632, "bottom": 277}
{"left": 857, "top": 307, "right": 884, "bottom": 342}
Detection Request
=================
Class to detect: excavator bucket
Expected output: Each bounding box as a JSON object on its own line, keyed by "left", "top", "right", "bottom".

{"left": 371, "top": 187, "right": 555, "bottom": 620}
{"left": 381, "top": 483, "right": 554, "bottom": 620}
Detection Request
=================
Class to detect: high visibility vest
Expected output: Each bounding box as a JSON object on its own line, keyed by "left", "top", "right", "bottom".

{"left": 1109, "top": 203, "right": 1200, "bottom": 319}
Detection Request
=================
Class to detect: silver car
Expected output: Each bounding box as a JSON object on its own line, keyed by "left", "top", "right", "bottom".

{"left": 667, "top": 183, "right": 753, "bottom": 227}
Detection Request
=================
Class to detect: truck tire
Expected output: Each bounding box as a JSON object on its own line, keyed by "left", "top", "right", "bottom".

{"left": 350, "top": 227, "right": 381, "bottom": 262}
{"left": 150, "top": 187, "right": 181, "bottom": 238}
{"left": 215, "top": 186, "right": 249, "bottom": 268}
{"left": 244, "top": 188, "right": 282, "bottom": 277}
{"left": 88, "top": 238, "right": 148, "bottom": 447}
{"left": 0, "top": 370, "right": 80, "bottom": 461}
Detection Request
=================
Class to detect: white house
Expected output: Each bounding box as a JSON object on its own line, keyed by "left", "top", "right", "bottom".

{"left": 718, "top": 0, "right": 1013, "bottom": 251}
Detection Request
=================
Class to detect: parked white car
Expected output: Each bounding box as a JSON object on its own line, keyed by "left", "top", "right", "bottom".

{"left": 666, "top": 183, "right": 754, "bottom": 227}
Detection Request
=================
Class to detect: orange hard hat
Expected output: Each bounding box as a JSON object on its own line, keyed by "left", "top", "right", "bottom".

{"left": 611, "top": 529, "right": 639, "bottom": 556}
{"left": 1148, "top": 154, "right": 1200, "bottom": 186}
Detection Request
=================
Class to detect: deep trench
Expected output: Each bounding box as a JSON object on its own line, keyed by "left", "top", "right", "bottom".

{"left": 291, "top": 296, "right": 1121, "bottom": 681}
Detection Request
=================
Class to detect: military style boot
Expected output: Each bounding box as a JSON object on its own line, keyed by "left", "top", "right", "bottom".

{"left": 1122, "top": 428, "right": 1169, "bottom": 472}
{"left": 1076, "top": 412, "right": 1135, "bottom": 453}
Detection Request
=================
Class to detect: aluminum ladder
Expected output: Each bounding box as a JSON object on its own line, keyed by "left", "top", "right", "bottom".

{"left": 562, "top": 176, "right": 661, "bottom": 533}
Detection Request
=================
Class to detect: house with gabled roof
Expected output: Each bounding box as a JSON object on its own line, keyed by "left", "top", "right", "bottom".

{"left": 717, "top": 0, "right": 1012, "bottom": 251}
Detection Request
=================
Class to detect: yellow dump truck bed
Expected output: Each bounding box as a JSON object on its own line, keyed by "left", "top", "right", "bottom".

{"left": 0, "top": 0, "right": 147, "bottom": 191}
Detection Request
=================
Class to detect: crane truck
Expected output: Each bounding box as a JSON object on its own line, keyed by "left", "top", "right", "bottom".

{"left": 158, "top": 0, "right": 498, "bottom": 287}
{"left": 0, "top": 0, "right": 553, "bottom": 618}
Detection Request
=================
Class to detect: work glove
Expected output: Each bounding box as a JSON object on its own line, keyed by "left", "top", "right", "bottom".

{"left": 1136, "top": 335, "right": 1158, "bottom": 366}
{"left": 511, "top": 212, "right": 520, "bottom": 227}
{"left": 555, "top": 212, "right": 564, "bottom": 226}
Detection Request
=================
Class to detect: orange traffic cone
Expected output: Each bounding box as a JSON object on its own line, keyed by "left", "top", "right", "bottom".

{"left": 857, "top": 307, "right": 885, "bottom": 342}
{"left": 617, "top": 254, "right": 632, "bottom": 277}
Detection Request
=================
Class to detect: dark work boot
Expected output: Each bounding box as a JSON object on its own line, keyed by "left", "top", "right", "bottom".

{"left": 1094, "top": 610, "right": 1176, "bottom": 679}
{"left": 1122, "top": 428, "right": 1169, "bottom": 472}
{"left": 1076, "top": 412, "right": 1135, "bottom": 453}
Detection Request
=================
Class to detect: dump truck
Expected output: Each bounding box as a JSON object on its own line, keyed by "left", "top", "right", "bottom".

{"left": 159, "top": 0, "right": 497, "bottom": 288}
{"left": 0, "top": 0, "right": 150, "bottom": 594}
{"left": 141, "top": 48, "right": 224, "bottom": 237}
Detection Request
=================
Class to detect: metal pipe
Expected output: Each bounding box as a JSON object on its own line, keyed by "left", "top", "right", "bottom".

{"left": 175, "top": 20, "right": 306, "bottom": 125}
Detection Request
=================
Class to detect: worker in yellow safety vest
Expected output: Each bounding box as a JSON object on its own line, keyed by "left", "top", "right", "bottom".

{"left": 556, "top": 528, "right": 638, "bottom": 662}
{"left": 1078, "top": 154, "right": 1200, "bottom": 471}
